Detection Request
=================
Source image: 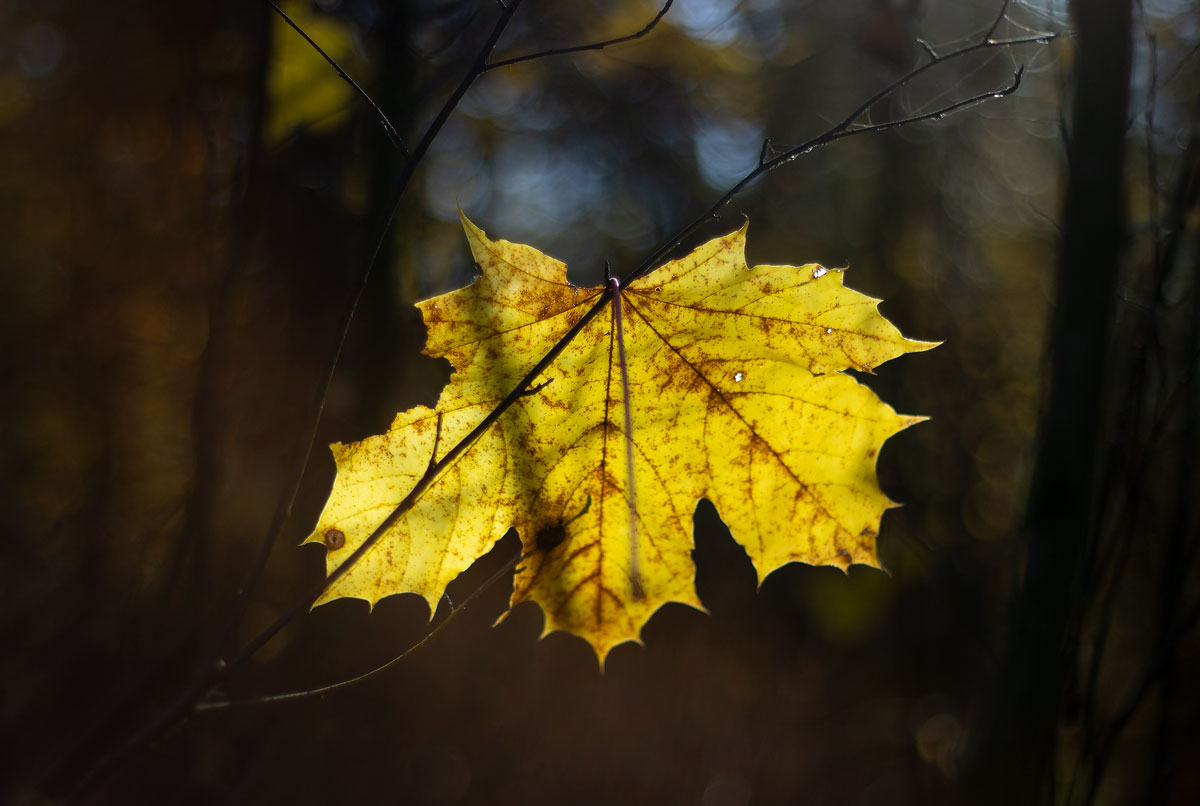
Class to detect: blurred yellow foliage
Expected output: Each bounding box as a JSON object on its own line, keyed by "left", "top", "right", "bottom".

{"left": 266, "top": 1, "right": 362, "bottom": 142}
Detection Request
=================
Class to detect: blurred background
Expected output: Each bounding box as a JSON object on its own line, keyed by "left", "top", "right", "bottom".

{"left": 2, "top": 0, "right": 1196, "bottom": 803}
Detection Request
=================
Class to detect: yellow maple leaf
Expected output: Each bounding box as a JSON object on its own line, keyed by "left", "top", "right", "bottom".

{"left": 306, "top": 213, "right": 936, "bottom": 661}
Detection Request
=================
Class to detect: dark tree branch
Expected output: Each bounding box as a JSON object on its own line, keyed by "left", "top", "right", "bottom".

{"left": 484, "top": 0, "right": 674, "bottom": 71}
{"left": 267, "top": 0, "right": 407, "bottom": 155}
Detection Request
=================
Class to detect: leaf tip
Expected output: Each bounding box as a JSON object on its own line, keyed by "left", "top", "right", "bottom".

{"left": 907, "top": 338, "right": 942, "bottom": 354}
{"left": 898, "top": 413, "right": 932, "bottom": 430}
{"left": 457, "top": 207, "right": 492, "bottom": 257}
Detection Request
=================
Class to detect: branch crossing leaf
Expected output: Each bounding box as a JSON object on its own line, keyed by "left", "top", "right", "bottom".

{"left": 307, "top": 213, "right": 937, "bottom": 661}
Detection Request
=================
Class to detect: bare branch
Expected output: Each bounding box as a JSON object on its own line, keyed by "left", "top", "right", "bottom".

{"left": 826, "top": 67, "right": 1023, "bottom": 141}
{"left": 625, "top": 22, "right": 1060, "bottom": 283}
{"left": 485, "top": 0, "right": 674, "bottom": 71}
{"left": 267, "top": 0, "right": 408, "bottom": 155}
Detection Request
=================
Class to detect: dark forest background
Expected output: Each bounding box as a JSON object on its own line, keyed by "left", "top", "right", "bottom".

{"left": 2, "top": 0, "right": 1197, "bottom": 803}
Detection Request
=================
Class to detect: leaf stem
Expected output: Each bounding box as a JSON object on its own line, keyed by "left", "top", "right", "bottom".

{"left": 608, "top": 278, "right": 644, "bottom": 600}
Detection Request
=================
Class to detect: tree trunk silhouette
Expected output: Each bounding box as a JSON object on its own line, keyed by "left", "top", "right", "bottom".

{"left": 964, "top": 0, "right": 1132, "bottom": 801}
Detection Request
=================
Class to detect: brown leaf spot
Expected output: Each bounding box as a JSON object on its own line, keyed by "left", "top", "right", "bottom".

{"left": 837, "top": 547, "right": 852, "bottom": 562}
{"left": 866, "top": 448, "right": 877, "bottom": 459}
{"left": 323, "top": 529, "right": 346, "bottom": 550}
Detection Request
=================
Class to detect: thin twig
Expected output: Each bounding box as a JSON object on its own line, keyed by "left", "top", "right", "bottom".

{"left": 484, "top": 0, "right": 674, "bottom": 71}
{"left": 196, "top": 548, "right": 525, "bottom": 710}
{"left": 626, "top": 61, "right": 1030, "bottom": 284}
{"left": 267, "top": 0, "right": 408, "bottom": 155}
{"left": 624, "top": 11, "right": 1058, "bottom": 283}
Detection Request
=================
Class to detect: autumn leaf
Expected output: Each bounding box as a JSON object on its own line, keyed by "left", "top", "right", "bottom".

{"left": 306, "top": 213, "right": 936, "bottom": 661}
